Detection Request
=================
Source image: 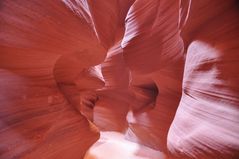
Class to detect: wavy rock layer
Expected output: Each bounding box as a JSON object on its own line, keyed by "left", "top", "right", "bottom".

{"left": 168, "top": 1, "right": 239, "bottom": 158}
{"left": 0, "top": 0, "right": 128, "bottom": 158}
{"left": 122, "top": 0, "right": 185, "bottom": 152}
{"left": 1, "top": 0, "right": 239, "bottom": 159}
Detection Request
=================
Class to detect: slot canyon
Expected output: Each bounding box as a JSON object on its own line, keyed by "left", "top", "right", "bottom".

{"left": 0, "top": 0, "right": 239, "bottom": 159}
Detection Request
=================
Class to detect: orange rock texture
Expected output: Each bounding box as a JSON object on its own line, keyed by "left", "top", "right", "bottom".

{"left": 0, "top": 0, "right": 239, "bottom": 159}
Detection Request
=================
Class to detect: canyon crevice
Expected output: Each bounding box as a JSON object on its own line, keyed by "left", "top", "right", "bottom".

{"left": 0, "top": 0, "right": 239, "bottom": 159}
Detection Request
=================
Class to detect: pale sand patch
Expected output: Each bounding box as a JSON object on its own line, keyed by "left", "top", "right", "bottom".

{"left": 84, "top": 131, "right": 166, "bottom": 159}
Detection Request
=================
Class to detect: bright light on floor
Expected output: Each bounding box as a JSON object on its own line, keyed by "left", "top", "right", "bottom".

{"left": 84, "top": 131, "right": 166, "bottom": 159}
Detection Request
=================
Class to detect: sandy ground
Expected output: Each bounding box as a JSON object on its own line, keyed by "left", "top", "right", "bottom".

{"left": 84, "top": 131, "right": 166, "bottom": 159}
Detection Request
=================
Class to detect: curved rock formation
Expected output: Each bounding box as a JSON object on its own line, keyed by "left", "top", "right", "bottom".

{"left": 122, "top": 0, "right": 184, "bottom": 152}
{"left": 1, "top": 0, "right": 239, "bottom": 159}
{"left": 168, "top": 1, "right": 239, "bottom": 158}
{"left": 0, "top": 0, "right": 128, "bottom": 158}
{"left": 93, "top": 40, "right": 130, "bottom": 132}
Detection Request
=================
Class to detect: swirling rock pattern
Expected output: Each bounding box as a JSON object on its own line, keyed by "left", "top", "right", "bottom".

{"left": 1, "top": 0, "right": 239, "bottom": 159}
{"left": 168, "top": 1, "right": 239, "bottom": 158}
{"left": 0, "top": 0, "right": 124, "bottom": 158}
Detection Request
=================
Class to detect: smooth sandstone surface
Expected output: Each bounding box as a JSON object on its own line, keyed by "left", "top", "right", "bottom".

{"left": 0, "top": 0, "right": 127, "bottom": 158}
{"left": 1, "top": 0, "right": 239, "bottom": 159}
{"left": 168, "top": 1, "right": 239, "bottom": 158}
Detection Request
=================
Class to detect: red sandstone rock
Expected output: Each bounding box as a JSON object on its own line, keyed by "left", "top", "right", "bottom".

{"left": 1, "top": 0, "right": 239, "bottom": 159}
{"left": 122, "top": 0, "right": 184, "bottom": 152}
{"left": 0, "top": 0, "right": 129, "bottom": 158}
{"left": 93, "top": 41, "right": 130, "bottom": 132}
{"left": 168, "top": 1, "right": 239, "bottom": 158}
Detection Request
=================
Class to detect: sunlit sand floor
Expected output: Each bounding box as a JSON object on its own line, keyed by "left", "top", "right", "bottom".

{"left": 84, "top": 131, "right": 166, "bottom": 159}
